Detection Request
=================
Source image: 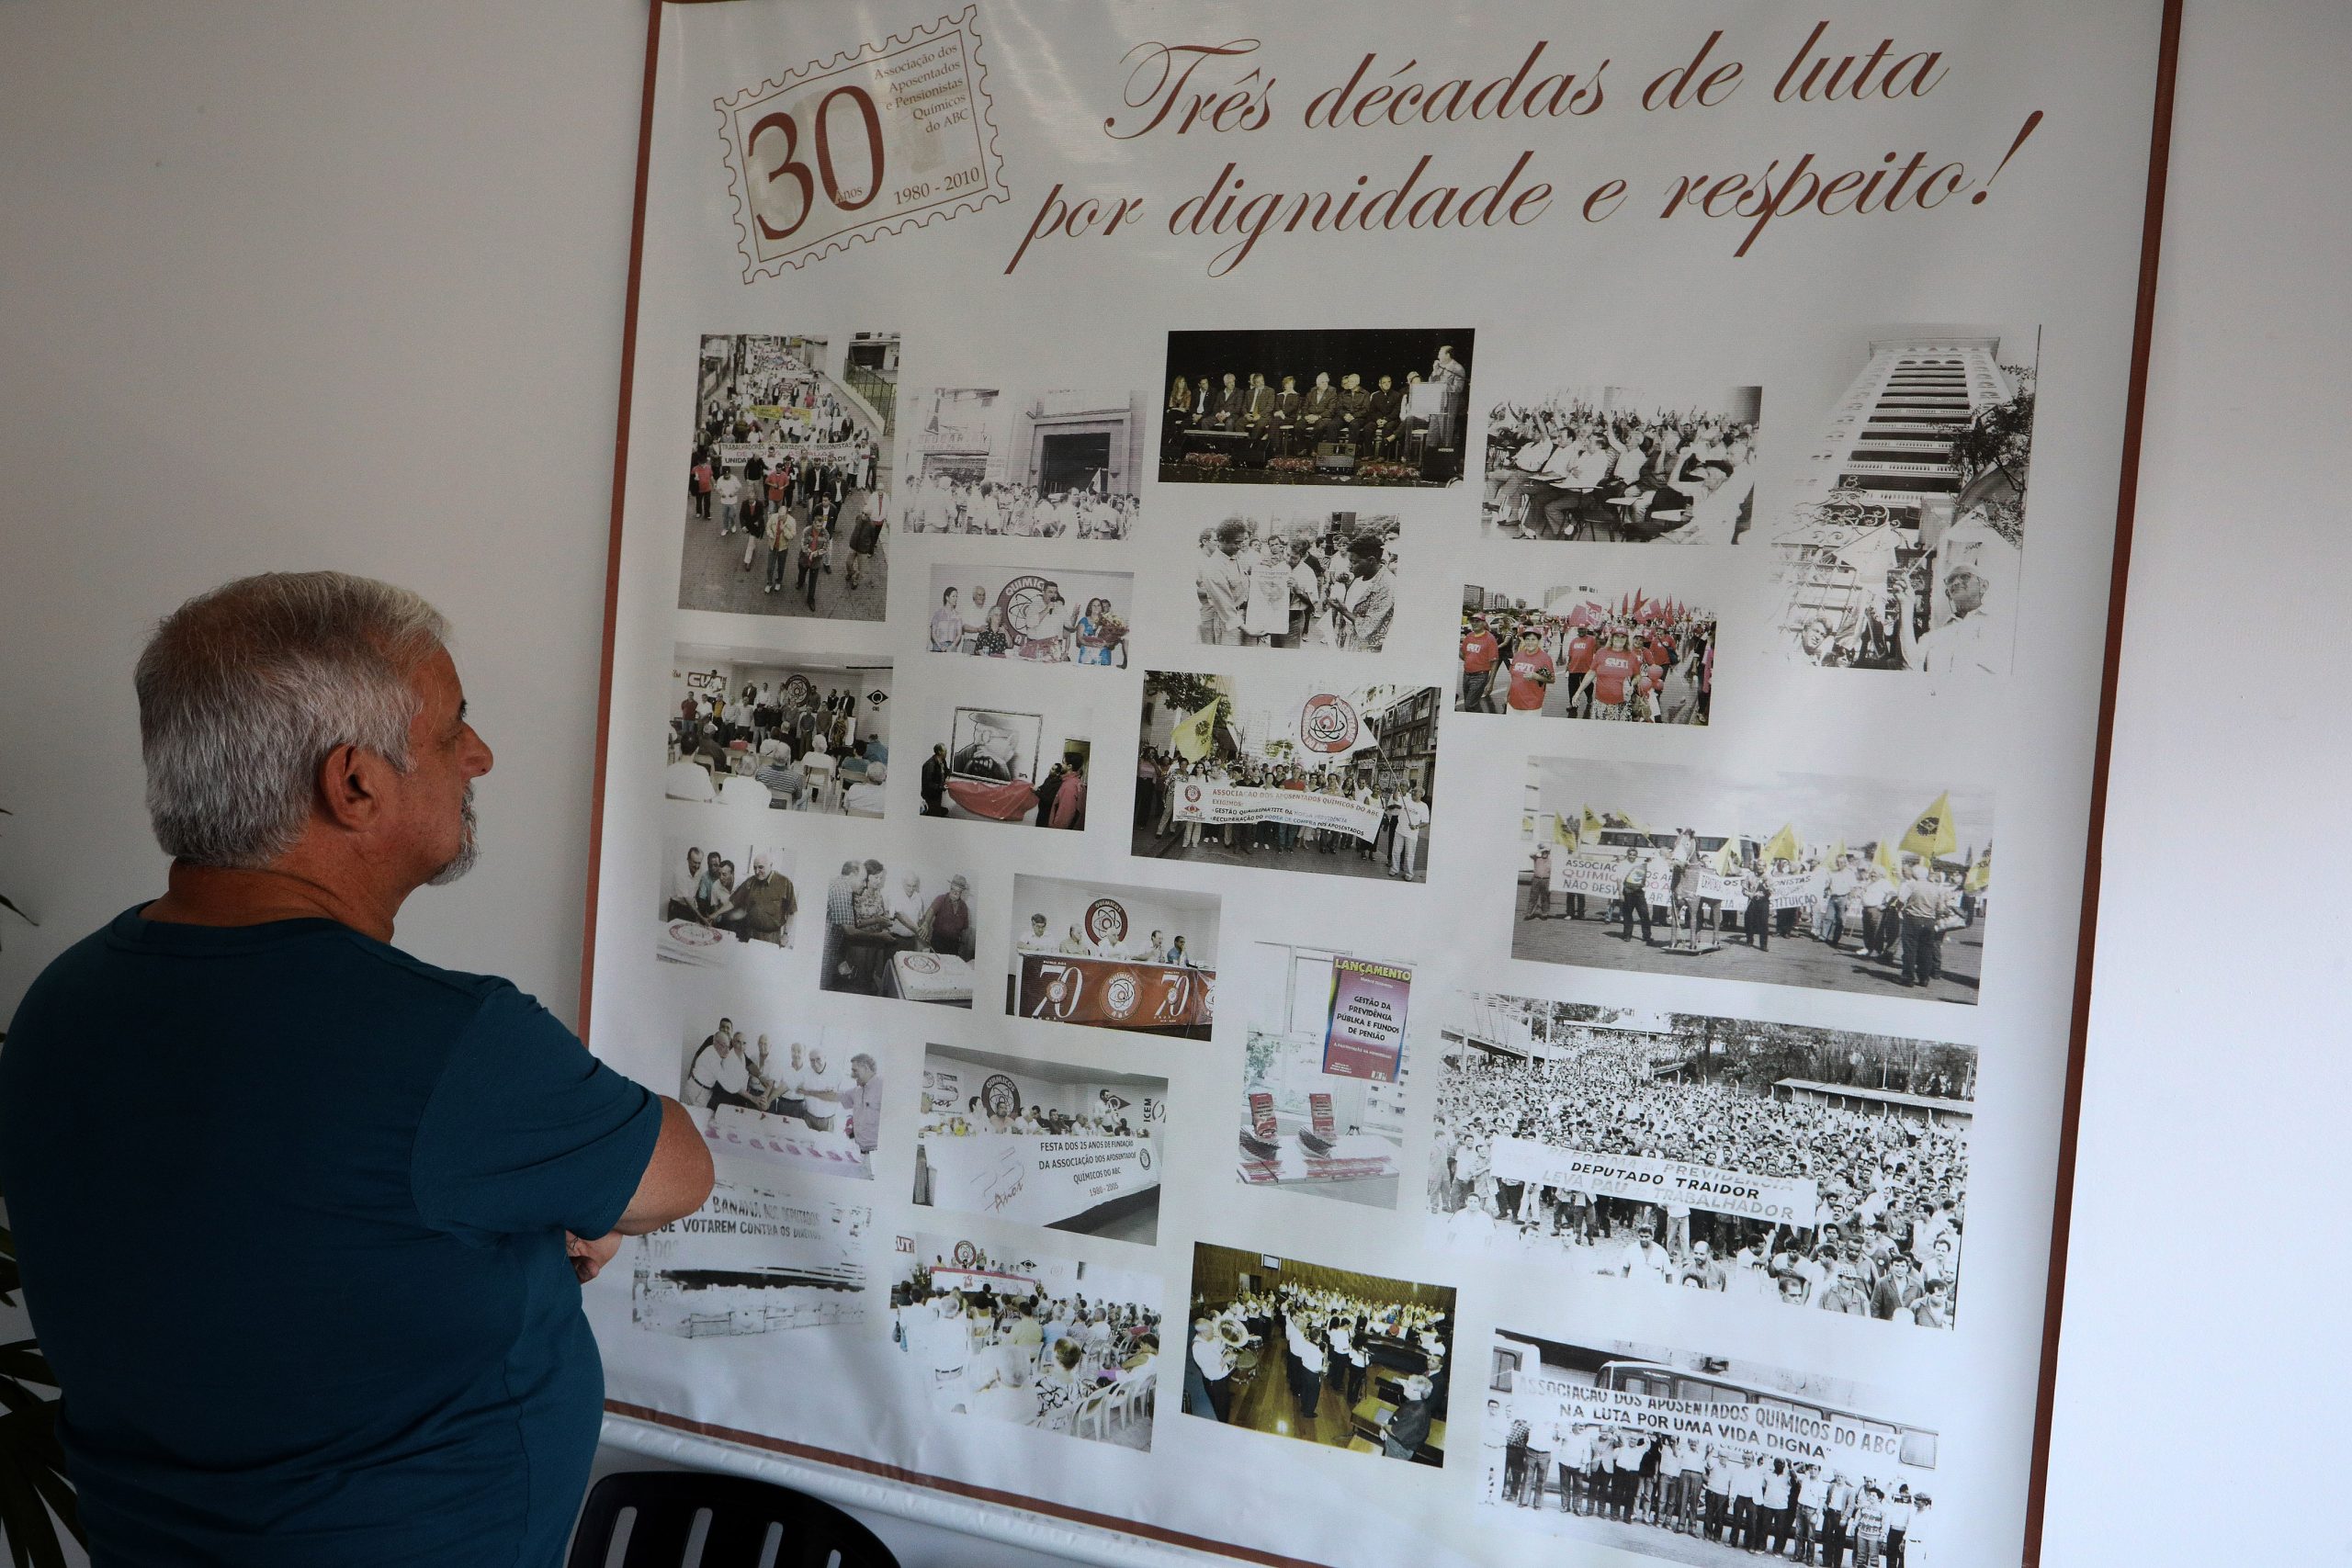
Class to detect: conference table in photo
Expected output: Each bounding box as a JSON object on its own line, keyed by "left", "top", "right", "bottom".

{"left": 1011, "top": 951, "right": 1215, "bottom": 1037}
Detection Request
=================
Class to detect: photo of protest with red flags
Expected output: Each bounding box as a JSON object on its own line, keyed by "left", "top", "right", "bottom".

{"left": 1460, "top": 581, "right": 1718, "bottom": 725}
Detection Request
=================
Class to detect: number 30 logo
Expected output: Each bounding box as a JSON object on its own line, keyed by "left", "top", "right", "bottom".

{"left": 747, "top": 86, "right": 886, "bottom": 243}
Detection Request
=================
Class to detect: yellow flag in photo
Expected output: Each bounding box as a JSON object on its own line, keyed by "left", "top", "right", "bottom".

{"left": 1762, "top": 822, "right": 1801, "bottom": 864}
{"left": 1875, "top": 835, "right": 1905, "bottom": 884}
{"left": 1580, "top": 806, "right": 1606, "bottom": 841}
{"left": 1967, "top": 849, "right": 1993, "bottom": 892}
{"left": 1709, "top": 839, "right": 1740, "bottom": 875}
{"left": 1172, "top": 699, "right": 1219, "bottom": 761}
{"left": 1900, "top": 792, "right": 1958, "bottom": 860}
{"left": 1554, "top": 812, "right": 1577, "bottom": 848}
{"left": 1828, "top": 838, "right": 1847, "bottom": 867}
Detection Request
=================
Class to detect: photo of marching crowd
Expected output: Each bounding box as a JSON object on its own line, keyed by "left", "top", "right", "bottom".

{"left": 915, "top": 1043, "right": 1166, "bottom": 1245}
{"left": 1160, "top": 328, "right": 1472, "bottom": 487}
{"left": 889, "top": 1234, "right": 1163, "bottom": 1450}
{"left": 1481, "top": 382, "right": 1760, "bottom": 544}
{"left": 1193, "top": 512, "right": 1399, "bottom": 650}
{"left": 922, "top": 697, "right": 1092, "bottom": 830}
{"left": 1236, "top": 941, "right": 1413, "bottom": 1210}
{"left": 664, "top": 645, "right": 890, "bottom": 818}
{"left": 631, "top": 1169, "right": 870, "bottom": 1338}
{"left": 678, "top": 1005, "right": 882, "bottom": 1181}
{"left": 1008, "top": 874, "right": 1218, "bottom": 1042}
{"left": 925, "top": 564, "right": 1132, "bottom": 664}
{"left": 1182, "top": 1244, "right": 1454, "bottom": 1466}
{"left": 1459, "top": 584, "right": 1717, "bottom": 724}
{"left": 819, "top": 856, "right": 979, "bottom": 1009}
{"left": 1479, "top": 1329, "right": 1943, "bottom": 1567}
{"left": 1133, "top": 671, "right": 1442, "bottom": 883}
{"left": 682, "top": 332, "right": 895, "bottom": 620}
{"left": 896, "top": 385, "right": 1146, "bottom": 539}
{"left": 1515, "top": 758, "right": 1994, "bottom": 1005}
{"left": 1426, "top": 992, "right": 1970, "bottom": 1328}
{"left": 1771, "top": 327, "right": 2036, "bottom": 673}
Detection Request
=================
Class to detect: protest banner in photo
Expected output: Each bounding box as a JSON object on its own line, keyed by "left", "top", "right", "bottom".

{"left": 631, "top": 1166, "right": 872, "bottom": 1337}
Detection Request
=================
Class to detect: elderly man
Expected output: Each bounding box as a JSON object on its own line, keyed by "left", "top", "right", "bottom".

{"left": 0, "top": 571, "right": 714, "bottom": 1567}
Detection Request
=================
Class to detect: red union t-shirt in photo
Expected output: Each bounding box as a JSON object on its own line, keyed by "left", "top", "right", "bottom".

{"left": 1460, "top": 631, "right": 1500, "bottom": 672}
{"left": 1566, "top": 635, "right": 1599, "bottom": 673}
{"left": 1590, "top": 648, "right": 1642, "bottom": 705}
{"left": 1507, "top": 649, "right": 1555, "bottom": 709}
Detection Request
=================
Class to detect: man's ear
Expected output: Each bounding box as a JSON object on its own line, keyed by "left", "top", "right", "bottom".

{"left": 316, "top": 742, "right": 390, "bottom": 831}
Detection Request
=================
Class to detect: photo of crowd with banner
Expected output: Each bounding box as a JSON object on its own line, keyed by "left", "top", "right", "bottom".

{"left": 1459, "top": 584, "right": 1716, "bottom": 724}
{"left": 1427, "top": 991, "right": 1970, "bottom": 1328}
{"left": 1193, "top": 512, "right": 1399, "bottom": 650}
{"left": 630, "top": 1168, "right": 872, "bottom": 1338}
{"left": 684, "top": 332, "right": 895, "bottom": 619}
{"left": 1770, "top": 327, "right": 2037, "bottom": 674}
{"left": 897, "top": 385, "right": 1145, "bottom": 538}
{"left": 1481, "top": 381, "right": 1759, "bottom": 544}
{"left": 924, "top": 697, "right": 1092, "bottom": 830}
{"left": 1237, "top": 942, "right": 1414, "bottom": 1209}
{"left": 1183, "top": 1243, "right": 1455, "bottom": 1465}
{"left": 1480, "top": 1329, "right": 1943, "bottom": 1567}
{"left": 1008, "top": 874, "right": 1218, "bottom": 1041}
{"left": 1134, "top": 671, "right": 1442, "bottom": 883}
{"left": 818, "top": 855, "right": 979, "bottom": 1008}
{"left": 677, "top": 998, "right": 882, "bottom": 1181}
{"left": 1161, "top": 328, "right": 1472, "bottom": 486}
{"left": 889, "top": 1233, "right": 1163, "bottom": 1450}
{"left": 1517, "top": 758, "right": 1995, "bottom": 1005}
{"left": 915, "top": 1043, "right": 1165, "bottom": 1245}
{"left": 925, "top": 563, "right": 1131, "bottom": 664}
{"left": 665, "top": 644, "right": 891, "bottom": 818}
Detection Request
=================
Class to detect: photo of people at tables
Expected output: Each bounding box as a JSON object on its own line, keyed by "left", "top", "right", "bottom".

{"left": 1458, "top": 584, "right": 1717, "bottom": 724}
{"left": 820, "top": 857, "right": 979, "bottom": 1009}
{"left": 678, "top": 1010, "right": 883, "bottom": 1181}
{"left": 1482, "top": 382, "right": 1759, "bottom": 544}
{"left": 926, "top": 563, "right": 1132, "bottom": 664}
{"left": 665, "top": 644, "right": 891, "bottom": 818}
{"left": 1161, "top": 328, "right": 1472, "bottom": 486}
{"left": 1008, "top": 874, "right": 1218, "bottom": 1041}
{"left": 916, "top": 1043, "right": 1166, "bottom": 1244}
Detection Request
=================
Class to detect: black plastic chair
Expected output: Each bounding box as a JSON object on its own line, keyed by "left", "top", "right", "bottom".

{"left": 568, "top": 1470, "right": 901, "bottom": 1568}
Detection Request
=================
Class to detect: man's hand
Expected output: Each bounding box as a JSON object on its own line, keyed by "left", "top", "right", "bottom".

{"left": 565, "top": 1230, "right": 624, "bottom": 1284}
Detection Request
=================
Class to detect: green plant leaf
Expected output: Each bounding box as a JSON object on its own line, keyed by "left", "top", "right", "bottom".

{"left": 0, "top": 895, "right": 32, "bottom": 927}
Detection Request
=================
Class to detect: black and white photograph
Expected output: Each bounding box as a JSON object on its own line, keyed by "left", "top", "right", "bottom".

{"left": 924, "top": 694, "right": 1093, "bottom": 830}
{"left": 683, "top": 332, "right": 896, "bottom": 620}
{"left": 665, "top": 644, "right": 891, "bottom": 818}
{"left": 1007, "top": 874, "right": 1217, "bottom": 1041}
{"left": 1236, "top": 942, "right": 1413, "bottom": 1210}
{"left": 926, "top": 563, "right": 1133, "bottom": 664}
{"left": 1427, "top": 991, "right": 1970, "bottom": 1328}
{"left": 1459, "top": 585, "right": 1718, "bottom": 724}
{"left": 1193, "top": 512, "right": 1399, "bottom": 649}
{"left": 1161, "top": 328, "right": 1472, "bottom": 487}
{"left": 1481, "top": 381, "right": 1759, "bottom": 544}
{"left": 1516, "top": 759, "right": 1995, "bottom": 1006}
{"left": 630, "top": 1170, "right": 872, "bottom": 1338}
{"left": 819, "top": 856, "right": 979, "bottom": 1008}
{"left": 1770, "top": 326, "right": 2038, "bottom": 673}
{"left": 1182, "top": 1243, "right": 1454, "bottom": 1466}
{"left": 655, "top": 829, "right": 799, "bottom": 968}
{"left": 897, "top": 385, "right": 1146, "bottom": 538}
{"left": 916, "top": 1043, "right": 1167, "bottom": 1244}
{"left": 889, "top": 1233, "right": 1163, "bottom": 1450}
{"left": 1477, "top": 1328, "right": 1943, "bottom": 1567}
{"left": 1135, "top": 671, "right": 1442, "bottom": 883}
{"left": 679, "top": 1007, "right": 882, "bottom": 1181}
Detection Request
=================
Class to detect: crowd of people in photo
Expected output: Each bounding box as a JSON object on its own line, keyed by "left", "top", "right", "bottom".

{"left": 1483, "top": 400, "right": 1757, "bottom": 544}
{"left": 668, "top": 680, "right": 886, "bottom": 817}
{"left": 1430, "top": 1041, "right": 1966, "bottom": 1328}
{"left": 1185, "top": 1280, "right": 1450, "bottom": 1461}
{"left": 820, "top": 860, "right": 975, "bottom": 995}
{"left": 680, "top": 1020, "right": 881, "bottom": 1159}
{"left": 893, "top": 1256, "right": 1162, "bottom": 1439}
{"left": 1135, "top": 750, "right": 1430, "bottom": 880}
{"left": 1484, "top": 1404, "right": 1935, "bottom": 1567}
{"left": 663, "top": 844, "right": 797, "bottom": 948}
{"left": 689, "top": 358, "right": 887, "bottom": 609}
{"left": 1012, "top": 911, "right": 1204, "bottom": 967}
{"left": 1163, "top": 345, "right": 1467, "bottom": 475}
{"left": 897, "top": 471, "right": 1136, "bottom": 538}
{"left": 927, "top": 582, "right": 1128, "bottom": 663}
{"left": 1461, "top": 604, "right": 1714, "bottom": 723}
{"left": 1194, "top": 517, "right": 1398, "bottom": 649}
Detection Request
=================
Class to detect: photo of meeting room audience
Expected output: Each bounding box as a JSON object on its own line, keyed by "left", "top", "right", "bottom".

{"left": 1008, "top": 874, "right": 1219, "bottom": 1042}
{"left": 915, "top": 1043, "right": 1166, "bottom": 1245}
{"left": 631, "top": 1168, "right": 872, "bottom": 1338}
{"left": 897, "top": 385, "right": 1145, "bottom": 539}
{"left": 1193, "top": 513, "right": 1398, "bottom": 650}
{"left": 1160, "top": 328, "right": 1473, "bottom": 486}
{"left": 1476, "top": 1328, "right": 1944, "bottom": 1568}
{"left": 819, "top": 856, "right": 980, "bottom": 1009}
{"left": 889, "top": 1233, "right": 1163, "bottom": 1450}
{"left": 1481, "top": 382, "right": 1759, "bottom": 544}
{"left": 1182, "top": 1243, "right": 1454, "bottom": 1467}
{"left": 1425, "top": 991, "right": 1970, "bottom": 1329}
{"left": 664, "top": 644, "right": 891, "bottom": 818}
{"left": 1458, "top": 585, "right": 1717, "bottom": 724}
{"left": 922, "top": 697, "right": 1093, "bottom": 830}
{"left": 926, "top": 563, "right": 1132, "bottom": 665}
{"left": 678, "top": 1010, "right": 883, "bottom": 1181}
{"left": 654, "top": 829, "right": 799, "bottom": 969}
{"left": 683, "top": 333, "right": 895, "bottom": 620}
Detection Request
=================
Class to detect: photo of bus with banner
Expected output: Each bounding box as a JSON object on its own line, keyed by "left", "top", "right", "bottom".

{"left": 1007, "top": 874, "right": 1219, "bottom": 1041}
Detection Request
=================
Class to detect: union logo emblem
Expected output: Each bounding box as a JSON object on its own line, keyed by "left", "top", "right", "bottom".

{"left": 1103, "top": 971, "right": 1141, "bottom": 1018}
{"left": 1300, "top": 692, "right": 1360, "bottom": 753}
{"left": 1084, "top": 897, "right": 1130, "bottom": 946}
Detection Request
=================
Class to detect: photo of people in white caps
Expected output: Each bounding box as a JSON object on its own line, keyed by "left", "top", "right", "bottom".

{"left": 665, "top": 644, "right": 891, "bottom": 818}
{"left": 1517, "top": 759, "right": 1994, "bottom": 1005}
{"left": 1427, "top": 991, "right": 1970, "bottom": 1328}
{"left": 631, "top": 1167, "right": 871, "bottom": 1338}
{"left": 1008, "top": 874, "right": 1218, "bottom": 1042}
{"left": 818, "top": 855, "right": 979, "bottom": 1009}
{"left": 915, "top": 1043, "right": 1166, "bottom": 1245}
{"left": 1479, "top": 1328, "right": 1943, "bottom": 1567}
{"left": 1459, "top": 584, "right": 1718, "bottom": 724}
{"left": 1193, "top": 513, "right": 1399, "bottom": 650}
{"left": 1162, "top": 329, "right": 1472, "bottom": 487}
{"left": 1770, "top": 325, "right": 2038, "bottom": 673}
{"left": 682, "top": 333, "right": 896, "bottom": 619}
{"left": 1482, "top": 382, "right": 1759, "bottom": 544}
{"left": 1135, "top": 671, "right": 1442, "bottom": 883}
{"left": 897, "top": 386, "right": 1146, "bottom": 538}
{"left": 926, "top": 564, "right": 1132, "bottom": 665}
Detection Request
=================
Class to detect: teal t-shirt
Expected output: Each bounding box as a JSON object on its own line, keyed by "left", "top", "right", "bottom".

{"left": 0, "top": 909, "right": 662, "bottom": 1567}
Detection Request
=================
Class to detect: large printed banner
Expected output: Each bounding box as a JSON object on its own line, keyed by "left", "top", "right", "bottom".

{"left": 580, "top": 3, "right": 2173, "bottom": 1564}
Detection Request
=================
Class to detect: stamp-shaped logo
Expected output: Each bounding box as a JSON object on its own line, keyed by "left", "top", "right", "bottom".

{"left": 717, "top": 6, "right": 1009, "bottom": 278}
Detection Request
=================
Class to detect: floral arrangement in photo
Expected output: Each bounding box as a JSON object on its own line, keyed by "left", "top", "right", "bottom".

{"left": 1093, "top": 613, "right": 1130, "bottom": 647}
{"left": 1359, "top": 459, "right": 1419, "bottom": 482}
{"left": 1265, "top": 455, "right": 1316, "bottom": 473}
{"left": 1182, "top": 451, "right": 1232, "bottom": 468}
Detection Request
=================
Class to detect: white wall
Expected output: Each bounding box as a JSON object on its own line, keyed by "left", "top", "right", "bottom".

{"left": 0, "top": 4, "right": 2346, "bottom": 1566}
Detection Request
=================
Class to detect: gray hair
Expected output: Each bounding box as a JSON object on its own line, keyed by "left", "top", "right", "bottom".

{"left": 136, "top": 571, "right": 450, "bottom": 867}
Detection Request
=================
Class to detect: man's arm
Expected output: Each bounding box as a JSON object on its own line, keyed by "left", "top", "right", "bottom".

{"left": 612, "top": 1097, "right": 716, "bottom": 1235}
